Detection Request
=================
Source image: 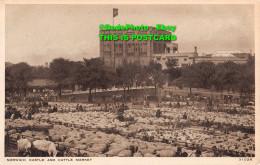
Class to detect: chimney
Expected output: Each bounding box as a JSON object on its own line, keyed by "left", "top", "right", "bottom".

{"left": 194, "top": 46, "right": 197, "bottom": 53}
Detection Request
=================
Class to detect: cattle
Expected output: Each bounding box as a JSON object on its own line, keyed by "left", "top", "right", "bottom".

{"left": 17, "top": 138, "right": 32, "bottom": 156}
{"left": 32, "top": 140, "right": 57, "bottom": 157}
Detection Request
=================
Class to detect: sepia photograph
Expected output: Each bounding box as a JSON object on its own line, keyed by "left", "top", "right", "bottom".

{"left": 1, "top": 1, "right": 259, "bottom": 164}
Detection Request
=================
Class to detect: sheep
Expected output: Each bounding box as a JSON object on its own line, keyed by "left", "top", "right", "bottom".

{"left": 9, "top": 133, "right": 20, "bottom": 140}
{"left": 140, "top": 148, "right": 155, "bottom": 155}
{"left": 88, "top": 144, "right": 107, "bottom": 153}
{"left": 109, "top": 143, "right": 125, "bottom": 151}
{"left": 118, "top": 150, "right": 132, "bottom": 157}
{"left": 156, "top": 150, "right": 174, "bottom": 157}
{"left": 17, "top": 138, "right": 32, "bottom": 156}
{"left": 8, "top": 129, "right": 17, "bottom": 134}
{"left": 50, "top": 135, "right": 61, "bottom": 142}
{"left": 32, "top": 140, "right": 57, "bottom": 157}
{"left": 105, "top": 148, "right": 122, "bottom": 157}
{"left": 68, "top": 148, "right": 79, "bottom": 157}
{"left": 133, "top": 152, "right": 143, "bottom": 157}
{"left": 144, "top": 153, "right": 156, "bottom": 157}
{"left": 75, "top": 144, "right": 87, "bottom": 150}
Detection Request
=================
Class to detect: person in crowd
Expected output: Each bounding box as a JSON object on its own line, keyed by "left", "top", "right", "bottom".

{"left": 186, "top": 100, "right": 189, "bottom": 106}
{"left": 233, "top": 107, "right": 238, "bottom": 113}
{"left": 42, "top": 100, "right": 48, "bottom": 107}
{"left": 175, "top": 147, "right": 182, "bottom": 157}
{"left": 181, "top": 152, "right": 188, "bottom": 157}
{"left": 38, "top": 101, "right": 42, "bottom": 108}
{"left": 146, "top": 101, "right": 150, "bottom": 108}
{"left": 143, "top": 100, "right": 146, "bottom": 108}
{"left": 79, "top": 105, "right": 83, "bottom": 112}
{"left": 205, "top": 118, "right": 210, "bottom": 130}
{"left": 104, "top": 103, "right": 108, "bottom": 112}
{"left": 32, "top": 101, "right": 37, "bottom": 109}
{"left": 183, "top": 112, "right": 187, "bottom": 119}
{"left": 186, "top": 115, "right": 191, "bottom": 127}
{"left": 169, "top": 102, "right": 173, "bottom": 108}
{"left": 176, "top": 101, "right": 180, "bottom": 109}
{"left": 156, "top": 109, "right": 161, "bottom": 118}
{"left": 235, "top": 152, "right": 240, "bottom": 157}
{"left": 27, "top": 110, "right": 32, "bottom": 120}
{"left": 52, "top": 104, "right": 58, "bottom": 112}
{"left": 48, "top": 107, "right": 52, "bottom": 113}
{"left": 10, "top": 113, "right": 15, "bottom": 120}
{"left": 108, "top": 104, "right": 112, "bottom": 112}
{"left": 76, "top": 104, "right": 79, "bottom": 111}
{"left": 195, "top": 149, "right": 202, "bottom": 157}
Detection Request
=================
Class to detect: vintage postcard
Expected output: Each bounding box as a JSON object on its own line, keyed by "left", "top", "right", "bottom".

{"left": 0, "top": 0, "right": 259, "bottom": 165}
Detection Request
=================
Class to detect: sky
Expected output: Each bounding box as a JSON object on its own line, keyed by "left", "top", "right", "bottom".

{"left": 5, "top": 4, "right": 255, "bottom": 66}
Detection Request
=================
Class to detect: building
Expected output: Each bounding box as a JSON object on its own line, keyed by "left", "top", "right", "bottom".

{"left": 28, "top": 79, "right": 57, "bottom": 90}
{"left": 100, "top": 27, "right": 171, "bottom": 68}
{"left": 153, "top": 48, "right": 251, "bottom": 69}
{"left": 195, "top": 50, "right": 250, "bottom": 64}
{"left": 153, "top": 44, "right": 198, "bottom": 69}
{"left": 100, "top": 28, "right": 251, "bottom": 68}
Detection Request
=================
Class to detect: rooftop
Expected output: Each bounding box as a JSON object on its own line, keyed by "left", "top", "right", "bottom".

{"left": 28, "top": 79, "right": 57, "bottom": 87}
{"left": 211, "top": 50, "right": 244, "bottom": 57}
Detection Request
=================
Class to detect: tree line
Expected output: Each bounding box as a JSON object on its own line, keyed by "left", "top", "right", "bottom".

{"left": 5, "top": 56, "right": 254, "bottom": 101}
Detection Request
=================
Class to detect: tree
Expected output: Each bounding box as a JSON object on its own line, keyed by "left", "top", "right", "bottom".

{"left": 49, "top": 58, "right": 72, "bottom": 98}
{"left": 167, "top": 68, "right": 182, "bottom": 86}
{"left": 195, "top": 62, "right": 216, "bottom": 89}
{"left": 31, "top": 66, "right": 50, "bottom": 79}
{"left": 83, "top": 58, "right": 114, "bottom": 102}
{"left": 8, "top": 62, "right": 32, "bottom": 96}
{"left": 181, "top": 64, "right": 201, "bottom": 94}
{"left": 136, "top": 65, "right": 149, "bottom": 88}
{"left": 147, "top": 61, "right": 167, "bottom": 95}
{"left": 213, "top": 61, "right": 240, "bottom": 93}
{"left": 97, "top": 67, "right": 116, "bottom": 90}
{"left": 66, "top": 61, "right": 85, "bottom": 92}
{"left": 5, "top": 66, "right": 15, "bottom": 94}
{"left": 116, "top": 61, "right": 141, "bottom": 95}
{"left": 235, "top": 58, "right": 255, "bottom": 97}
{"left": 70, "top": 61, "right": 87, "bottom": 90}
{"left": 70, "top": 58, "right": 115, "bottom": 102}
{"left": 180, "top": 62, "right": 216, "bottom": 94}
{"left": 165, "top": 58, "right": 181, "bottom": 86}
